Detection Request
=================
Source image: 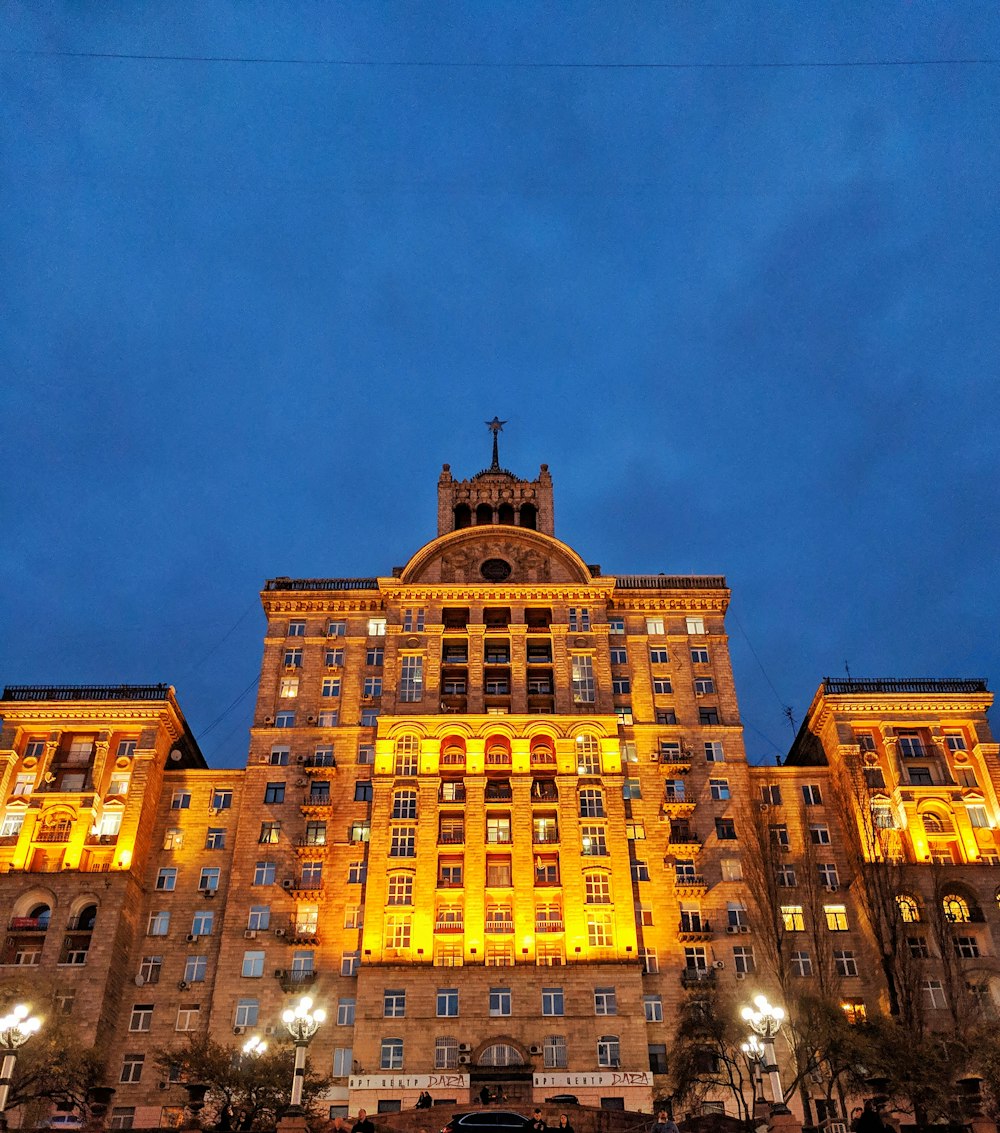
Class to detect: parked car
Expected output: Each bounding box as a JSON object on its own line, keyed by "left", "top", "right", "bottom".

{"left": 441, "top": 1112, "right": 534, "bottom": 1133}
{"left": 544, "top": 1096, "right": 579, "bottom": 1106}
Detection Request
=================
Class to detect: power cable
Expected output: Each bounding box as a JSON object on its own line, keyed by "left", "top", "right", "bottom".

{"left": 3, "top": 48, "right": 998, "bottom": 70}
{"left": 197, "top": 674, "right": 259, "bottom": 740}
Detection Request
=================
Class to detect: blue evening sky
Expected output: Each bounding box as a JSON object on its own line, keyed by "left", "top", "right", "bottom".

{"left": 2, "top": 4, "right": 998, "bottom": 767}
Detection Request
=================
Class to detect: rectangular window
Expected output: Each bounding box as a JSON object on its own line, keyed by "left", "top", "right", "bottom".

{"left": 170, "top": 790, "right": 191, "bottom": 810}
{"left": 365, "top": 646, "right": 384, "bottom": 667}
{"left": 923, "top": 980, "right": 946, "bottom": 1008}
{"left": 710, "top": 779, "right": 730, "bottom": 800}
{"left": 139, "top": 956, "right": 162, "bottom": 984}
{"left": 645, "top": 617, "right": 665, "bottom": 635}
{"left": 715, "top": 818, "right": 737, "bottom": 840}
{"left": 594, "top": 987, "right": 617, "bottom": 1015}
{"left": 704, "top": 742, "right": 725, "bottom": 762}
{"left": 328, "top": 620, "right": 346, "bottom": 637}
{"left": 544, "top": 1034, "right": 568, "bottom": 1069}
{"left": 610, "top": 647, "right": 628, "bottom": 665}
{"left": 350, "top": 821, "right": 370, "bottom": 842}
{"left": 337, "top": 998, "right": 356, "bottom": 1026}
{"left": 955, "top": 936, "right": 980, "bottom": 959}
{"left": 333, "top": 1047, "right": 353, "bottom": 1077}
{"left": 542, "top": 987, "right": 564, "bottom": 1016}
{"left": 802, "top": 784, "right": 823, "bottom": 806}
{"left": 361, "top": 708, "right": 379, "bottom": 727}
{"left": 968, "top": 805, "right": 990, "bottom": 829}
{"left": 129, "top": 1004, "right": 153, "bottom": 1032}
{"left": 781, "top": 906, "right": 805, "bottom": 932}
{"left": 809, "top": 825, "right": 831, "bottom": 845}
{"left": 568, "top": 608, "right": 591, "bottom": 631}
{"left": 686, "top": 617, "right": 705, "bottom": 634}
{"left": 383, "top": 989, "right": 406, "bottom": 1018}
{"left": 834, "top": 950, "right": 858, "bottom": 976}
{"left": 400, "top": 656, "right": 424, "bottom": 703}
{"left": 436, "top": 988, "right": 459, "bottom": 1017}
{"left": 818, "top": 863, "right": 840, "bottom": 889}
{"left": 588, "top": 911, "right": 614, "bottom": 946}
{"left": 198, "top": 867, "right": 220, "bottom": 891}
{"left": 148, "top": 911, "right": 170, "bottom": 936}
{"left": 279, "top": 676, "right": 299, "bottom": 698}
{"left": 390, "top": 827, "right": 416, "bottom": 857}
{"left": 612, "top": 677, "right": 631, "bottom": 695}
{"left": 622, "top": 778, "right": 641, "bottom": 800}
{"left": 341, "top": 952, "right": 360, "bottom": 977}
{"left": 402, "top": 607, "right": 425, "bottom": 632}
{"left": 699, "top": 708, "right": 720, "bottom": 725}
{"left": 184, "top": 955, "right": 207, "bottom": 982}
{"left": 284, "top": 648, "right": 303, "bottom": 667}
{"left": 367, "top": 617, "right": 387, "bottom": 636}
{"left": 571, "top": 655, "right": 596, "bottom": 704}
{"left": 191, "top": 911, "right": 214, "bottom": 936}
{"left": 694, "top": 678, "right": 715, "bottom": 695}
{"left": 326, "top": 648, "right": 344, "bottom": 667}
{"left": 690, "top": 647, "right": 709, "bottom": 663}
{"left": 120, "top": 1055, "right": 144, "bottom": 1084}
{"left": 384, "top": 914, "right": 411, "bottom": 949}
{"left": 489, "top": 987, "right": 512, "bottom": 1016}
{"left": 825, "top": 905, "right": 849, "bottom": 931}
{"left": 643, "top": 994, "right": 663, "bottom": 1023}
{"left": 288, "top": 620, "right": 306, "bottom": 636}
{"left": 321, "top": 677, "right": 341, "bottom": 698}
{"left": 205, "top": 828, "right": 226, "bottom": 850}
{"left": 175, "top": 1004, "right": 200, "bottom": 1031}
{"left": 275, "top": 712, "right": 295, "bottom": 728}
{"left": 380, "top": 1038, "right": 403, "bottom": 1070}
{"left": 733, "top": 945, "right": 755, "bottom": 974}
{"left": 235, "top": 999, "right": 259, "bottom": 1027}
{"left": 253, "top": 861, "right": 276, "bottom": 886}
{"left": 652, "top": 678, "right": 673, "bottom": 695}
{"left": 581, "top": 826, "right": 608, "bottom": 856}
{"left": 631, "top": 858, "right": 650, "bottom": 881}
{"left": 156, "top": 868, "right": 177, "bottom": 891}
{"left": 791, "top": 950, "right": 813, "bottom": 977}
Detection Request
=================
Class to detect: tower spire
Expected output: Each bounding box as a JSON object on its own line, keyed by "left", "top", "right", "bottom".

{"left": 485, "top": 416, "right": 507, "bottom": 471}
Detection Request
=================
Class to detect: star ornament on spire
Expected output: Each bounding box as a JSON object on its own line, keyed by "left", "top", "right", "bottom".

{"left": 485, "top": 416, "right": 508, "bottom": 470}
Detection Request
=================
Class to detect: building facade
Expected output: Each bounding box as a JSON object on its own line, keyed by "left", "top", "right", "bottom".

{"left": 0, "top": 454, "right": 997, "bottom": 1127}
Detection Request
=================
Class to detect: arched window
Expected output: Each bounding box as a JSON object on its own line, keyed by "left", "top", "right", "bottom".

{"left": 28, "top": 903, "right": 51, "bottom": 928}
{"left": 519, "top": 503, "right": 537, "bottom": 530}
{"left": 75, "top": 903, "right": 98, "bottom": 931}
{"left": 392, "top": 790, "right": 417, "bottom": 820}
{"left": 497, "top": 503, "right": 515, "bottom": 525}
{"left": 480, "top": 1043, "right": 524, "bottom": 1067}
{"left": 440, "top": 737, "right": 466, "bottom": 768}
{"left": 475, "top": 503, "right": 493, "bottom": 526}
{"left": 895, "top": 895, "right": 920, "bottom": 923}
{"left": 943, "top": 894, "right": 971, "bottom": 923}
{"left": 453, "top": 504, "right": 471, "bottom": 530}
{"left": 922, "top": 812, "right": 954, "bottom": 834}
{"left": 485, "top": 738, "right": 511, "bottom": 768}
{"left": 530, "top": 742, "right": 556, "bottom": 767}
{"left": 394, "top": 735, "right": 419, "bottom": 776}
{"left": 38, "top": 816, "right": 72, "bottom": 843}
{"left": 576, "top": 734, "right": 601, "bottom": 775}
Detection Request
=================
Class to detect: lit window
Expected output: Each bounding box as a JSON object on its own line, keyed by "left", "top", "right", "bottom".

{"left": 721, "top": 858, "right": 743, "bottom": 881}
{"left": 781, "top": 906, "right": 805, "bottom": 932}
{"left": 588, "top": 912, "right": 614, "bottom": 946}
{"left": 943, "top": 895, "right": 972, "bottom": 923}
{"left": 571, "top": 655, "right": 596, "bottom": 704}
{"left": 279, "top": 677, "right": 299, "bottom": 699}
{"left": 685, "top": 617, "right": 705, "bottom": 634}
{"left": 400, "top": 656, "right": 424, "bottom": 702}
{"left": 367, "top": 617, "right": 387, "bottom": 636}
{"left": 384, "top": 914, "right": 411, "bottom": 949}
{"left": 824, "top": 905, "right": 849, "bottom": 932}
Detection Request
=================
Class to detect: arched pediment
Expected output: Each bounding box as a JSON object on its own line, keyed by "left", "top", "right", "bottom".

{"left": 399, "top": 527, "right": 593, "bottom": 586}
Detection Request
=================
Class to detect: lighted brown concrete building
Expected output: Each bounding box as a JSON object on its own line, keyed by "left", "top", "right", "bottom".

{"left": 1, "top": 448, "right": 998, "bottom": 1129}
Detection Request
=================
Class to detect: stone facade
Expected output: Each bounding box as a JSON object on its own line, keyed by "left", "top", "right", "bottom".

{"left": 0, "top": 461, "right": 997, "bottom": 1129}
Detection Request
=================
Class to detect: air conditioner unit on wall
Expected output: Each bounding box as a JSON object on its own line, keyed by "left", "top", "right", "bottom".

{"left": 244, "top": 930, "right": 257, "bottom": 939}
{"left": 458, "top": 1055, "right": 471, "bottom": 1065}
{"left": 529, "top": 1045, "right": 542, "bottom": 1056}
{"left": 234, "top": 1026, "right": 246, "bottom": 1035}
{"left": 735, "top": 972, "right": 746, "bottom": 981}
{"left": 713, "top": 960, "right": 725, "bottom": 969}
{"left": 458, "top": 1043, "right": 472, "bottom": 1053}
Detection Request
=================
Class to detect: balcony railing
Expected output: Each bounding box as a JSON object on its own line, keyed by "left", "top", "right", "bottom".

{"left": 485, "top": 786, "right": 512, "bottom": 801}
{"left": 275, "top": 969, "right": 318, "bottom": 991}
{"left": 85, "top": 833, "right": 118, "bottom": 846}
{"left": 434, "top": 921, "right": 464, "bottom": 934}
{"left": 533, "top": 831, "right": 559, "bottom": 844}
{"left": 535, "top": 919, "right": 564, "bottom": 933}
{"left": 302, "top": 794, "right": 331, "bottom": 807}
{"left": 2, "top": 683, "right": 171, "bottom": 701}
{"left": 681, "top": 968, "right": 717, "bottom": 988}
{"left": 8, "top": 917, "right": 50, "bottom": 932}
{"left": 66, "top": 916, "right": 96, "bottom": 932}
{"left": 485, "top": 919, "right": 514, "bottom": 934}
{"left": 824, "top": 677, "right": 988, "bottom": 695}
{"left": 35, "top": 828, "right": 72, "bottom": 843}
{"left": 439, "top": 832, "right": 465, "bottom": 845}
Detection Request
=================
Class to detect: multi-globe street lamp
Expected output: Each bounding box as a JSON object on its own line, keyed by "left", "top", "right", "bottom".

{"left": 741, "top": 995, "right": 788, "bottom": 1114}
{"left": 242, "top": 1035, "right": 268, "bottom": 1059}
{"left": 280, "top": 997, "right": 325, "bottom": 1114}
{"left": 0, "top": 1005, "right": 42, "bottom": 1129}
{"left": 740, "top": 1033, "right": 767, "bottom": 1112}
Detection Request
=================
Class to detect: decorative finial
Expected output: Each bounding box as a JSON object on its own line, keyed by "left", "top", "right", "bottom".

{"left": 485, "top": 416, "right": 507, "bottom": 471}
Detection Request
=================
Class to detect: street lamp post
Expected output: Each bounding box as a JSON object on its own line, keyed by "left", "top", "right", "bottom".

{"left": 741, "top": 995, "right": 789, "bottom": 1115}
{"left": 0, "top": 1005, "right": 42, "bottom": 1129}
{"left": 740, "top": 1033, "right": 768, "bottom": 1113}
{"left": 280, "top": 997, "right": 325, "bottom": 1116}
{"left": 242, "top": 1036, "right": 267, "bottom": 1060}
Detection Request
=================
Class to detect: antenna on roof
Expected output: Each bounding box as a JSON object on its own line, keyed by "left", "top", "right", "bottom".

{"left": 845, "top": 660, "right": 852, "bottom": 678}
{"left": 783, "top": 705, "right": 796, "bottom": 733}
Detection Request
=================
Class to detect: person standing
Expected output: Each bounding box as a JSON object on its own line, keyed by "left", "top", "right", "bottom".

{"left": 652, "top": 1111, "right": 680, "bottom": 1133}
{"left": 352, "top": 1109, "right": 375, "bottom": 1133}
{"left": 532, "top": 1110, "right": 548, "bottom": 1133}
{"left": 557, "top": 1114, "right": 574, "bottom": 1133}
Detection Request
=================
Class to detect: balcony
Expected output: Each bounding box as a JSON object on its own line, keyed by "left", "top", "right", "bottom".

{"left": 290, "top": 923, "right": 320, "bottom": 944}
{"left": 302, "top": 756, "right": 337, "bottom": 774}
{"left": 485, "top": 918, "right": 514, "bottom": 934}
{"left": 678, "top": 921, "right": 714, "bottom": 941}
{"left": 531, "top": 781, "right": 558, "bottom": 801}
{"left": 532, "top": 830, "right": 559, "bottom": 845}
{"left": 66, "top": 915, "right": 96, "bottom": 932}
{"left": 662, "top": 798, "right": 696, "bottom": 817}
{"left": 286, "top": 879, "right": 324, "bottom": 898}
{"left": 85, "top": 833, "right": 119, "bottom": 846}
{"left": 442, "top": 651, "right": 468, "bottom": 665}
{"left": 668, "top": 830, "right": 702, "bottom": 851}
{"left": 681, "top": 967, "right": 717, "bottom": 989}
{"left": 535, "top": 919, "right": 564, "bottom": 933}
{"left": 673, "top": 874, "right": 708, "bottom": 892}
{"left": 0, "top": 834, "right": 20, "bottom": 846}
{"left": 438, "top": 832, "right": 465, "bottom": 846}
{"left": 275, "top": 969, "right": 318, "bottom": 992}
{"left": 295, "top": 836, "right": 328, "bottom": 850}
{"left": 434, "top": 921, "right": 464, "bottom": 934}
{"left": 35, "top": 828, "right": 72, "bottom": 843}
{"left": 301, "top": 794, "right": 332, "bottom": 810}
{"left": 485, "top": 784, "right": 513, "bottom": 802}
{"left": 8, "top": 917, "right": 49, "bottom": 933}
{"left": 439, "top": 786, "right": 466, "bottom": 803}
